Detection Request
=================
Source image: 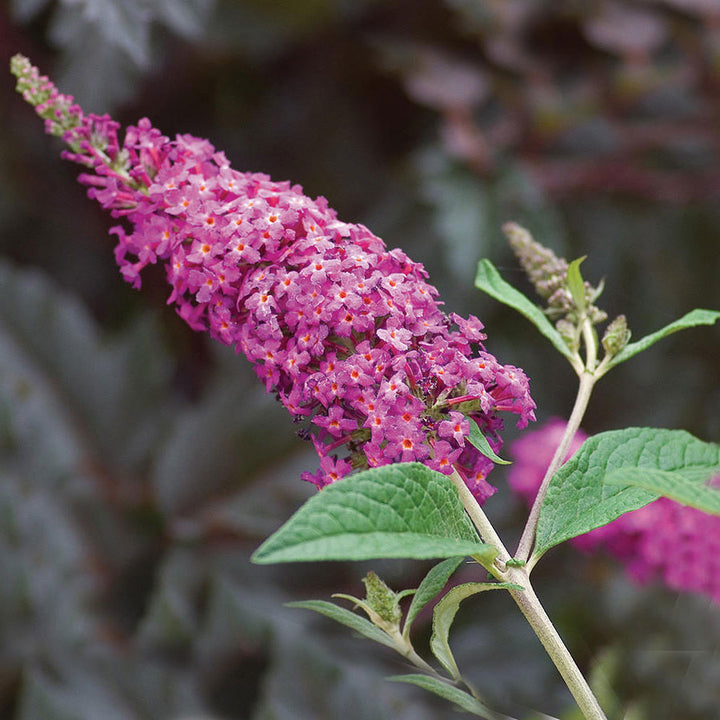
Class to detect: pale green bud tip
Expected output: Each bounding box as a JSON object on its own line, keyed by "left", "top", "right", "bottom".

{"left": 362, "top": 571, "right": 401, "bottom": 625}
{"left": 10, "top": 54, "right": 43, "bottom": 100}
{"left": 9, "top": 54, "right": 83, "bottom": 142}
{"left": 602, "top": 314, "right": 631, "bottom": 357}
{"left": 10, "top": 54, "right": 30, "bottom": 77}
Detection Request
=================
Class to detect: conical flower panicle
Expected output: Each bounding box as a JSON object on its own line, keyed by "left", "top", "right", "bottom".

{"left": 12, "top": 55, "right": 536, "bottom": 501}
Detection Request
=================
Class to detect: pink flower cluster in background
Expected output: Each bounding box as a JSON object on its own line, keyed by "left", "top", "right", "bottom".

{"left": 14, "top": 56, "right": 536, "bottom": 500}
{"left": 508, "top": 419, "right": 720, "bottom": 604}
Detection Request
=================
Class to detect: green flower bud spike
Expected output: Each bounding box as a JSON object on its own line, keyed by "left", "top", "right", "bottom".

{"left": 503, "top": 222, "right": 568, "bottom": 302}
{"left": 601, "top": 314, "right": 632, "bottom": 359}
{"left": 333, "top": 571, "right": 414, "bottom": 635}
{"left": 362, "top": 571, "right": 403, "bottom": 626}
{"left": 556, "top": 318, "right": 580, "bottom": 354}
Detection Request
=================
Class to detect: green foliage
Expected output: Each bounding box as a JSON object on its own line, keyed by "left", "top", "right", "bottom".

{"left": 287, "top": 600, "right": 399, "bottom": 650}
{"left": 403, "top": 556, "right": 464, "bottom": 637}
{"left": 10, "top": 0, "right": 213, "bottom": 110}
{"left": 287, "top": 561, "right": 519, "bottom": 718}
{"left": 430, "top": 582, "right": 522, "bottom": 681}
{"left": 415, "top": 152, "right": 565, "bottom": 291}
{"left": 466, "top": 421, "right": 511, "bottom": 465}
{"left": 604, "top": 468, "right": 720, "bottom": 516}
{"left": 600, "top": 309, "right": 720, "bottom": 374}
{"left": 252, "top": 463, "right": 497, "bottom": 564}
{"left": 474, "top": 259, "right": 574, "bottom": 363}
{"left": 417, "top": 151, "right": 492, "bottom": 284}
{"left": 388, "top": 674, "right": 500, "bottom": 718}
{"left": 4, "top": 1, "right": 720, "bottom": 716}
{"left": 150, "top": 372, "right": 300, "bottom": 516}
{"left": 533, "top": 428, "right": 720, "bottom": 561}
{"left": 0, "top": 260, "right": 174, "bottom": 474}
{"left": 0, "top": 253, "right": 447, "bottom": 720}
{"left": 566, "top": 257, "right": 588, "bottom": 315}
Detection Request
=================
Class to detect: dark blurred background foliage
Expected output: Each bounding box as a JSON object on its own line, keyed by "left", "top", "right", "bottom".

{"left": 0, "top": 1, "right": 719, "bottom": 718}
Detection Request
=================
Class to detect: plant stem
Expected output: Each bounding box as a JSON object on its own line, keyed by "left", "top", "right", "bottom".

{"left": 515, "top": 316, "right": 599, "bottom": 566}
{"left": 388, "top": 629, "right": 440, "bottom": 675}
{"left": 514, "top": 369, "right": 596, "bottom": 565}
{"left": 504, "top": 568, "right": 608, "bottom": 720}
{"left": 448, "top": 469, "right": 512, "bottom": 567}
{"left": 449, "top": 475, "right": 608, "bottom": 719}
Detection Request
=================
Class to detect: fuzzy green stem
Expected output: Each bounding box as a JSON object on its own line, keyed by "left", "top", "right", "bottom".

{"left": 515, "top": 369, "right": 596, "bottom": 566}
{"left": 515, "top": 315, "right": 599, "bottom": 566}
{"left": 448, "top": 469, "right": 513, "bottom": 570}
{"left": 505, "top": 567, "right": 608, "bottom": 720}
{"left": 450, "top": 476, "right": 608, "bottom": 719}
{"left": 386, "top": 627, "right": 439, "bottom": 675}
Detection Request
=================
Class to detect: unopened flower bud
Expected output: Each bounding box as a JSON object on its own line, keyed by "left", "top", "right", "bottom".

{"left": 362, "top": 572, "right": 402, "bottom": 626}
{"left": 503, "top": 222, "right": 567, "bottom": 301}
{"left": 602, "top": 315, "right": 631, "bottom": 357}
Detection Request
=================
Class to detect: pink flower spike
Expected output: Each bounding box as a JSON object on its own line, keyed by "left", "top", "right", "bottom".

{"left": 12, "top": 55, "right": 538, "bottom": 503}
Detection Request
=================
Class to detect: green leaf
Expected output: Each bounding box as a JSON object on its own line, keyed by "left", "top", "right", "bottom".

{"left": 602, "top": 308, "right": 720, "bottom": 372}
{"left": 474, "top": 259, "right": 573, "bottom": 361}
{"left": 403, "top": 557, "right": 464, "bottom": 636}
{"left": 566, "top": 256, "right": 587, "bottom": 313}
{"left": 387, "top": 674, "right": 499, "bottom": 718}
{"left": 605, "top": 467, "right": 720, "bottom": 516}
{"left": 252, "top": 463, "right": 497, "bottom": 564}
{"left": 466, "top": 421, "right": 511, "bottom": 465}
{"left": 286, "top": 600, "right": 398, "bottom": 651}
{"left": 533, "top": 428, "right": 720, "bottom": 561}
{"left": 430, "top": 582, "right": 522, "bottom": 681}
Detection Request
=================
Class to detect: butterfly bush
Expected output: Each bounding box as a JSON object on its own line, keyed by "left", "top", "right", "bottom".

{"left": 509, "top": 419, "right": 720, "bottom": 604}
{"left": 13, "top": 56, "right": 535, "bottom": 500}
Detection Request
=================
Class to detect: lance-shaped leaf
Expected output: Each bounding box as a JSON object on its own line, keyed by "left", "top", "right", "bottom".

{"left": 601, "top": 308, "right": 720, "bottom": 373}
{"left": 430, "top": 582, "right": 522, "bottom": 681}
{"left": 251, "top": 463, "right": 497, "bottom": 564}
{"left": 387, "top": 674, "right": 502, "bottom": 719}
{"left": 474, "top": 259, "right": 574, "bottom": 362}
{"left": 566, "top": 256, "right": 587, "bottom": 314}
{"left": 466, "top": 421, "right": 511, "bottom": 465}
{"left": 286, "top": 600, "right": 398, "bottom": 650}
{"left": 533, "top": 428, "right": 720, "bottom": 562}
{"left": 403, "top": 556, "right": 465, "bottom": 638}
